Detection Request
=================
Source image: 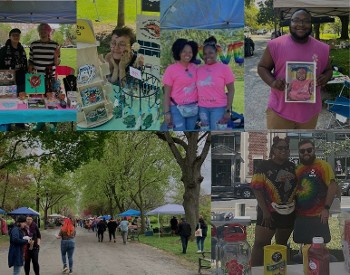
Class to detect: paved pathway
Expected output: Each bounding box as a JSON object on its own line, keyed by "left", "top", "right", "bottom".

{"left": 0, "top": 227, "right": 204, "bottom": 275}
{"left": 244, "top": 33, "right": 333, "bottom": 131}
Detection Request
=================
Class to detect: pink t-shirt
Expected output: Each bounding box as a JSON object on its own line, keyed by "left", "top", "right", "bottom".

{"left": 196, "top": 62, "right": 235, "bottom": 108}
{"left": 162, "top": 62, "right": 198, "bottom": 105}
{"left": 267, "top": 35, "right": 330, "bottom": 123}
{"left": 288, "top": 79, "right": 312, "bottom": 101}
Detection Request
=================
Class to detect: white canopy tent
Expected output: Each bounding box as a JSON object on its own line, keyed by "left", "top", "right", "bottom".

{"left": 0, "top": 0, "right": 76, "bottom": 24}
{"left": 146, "top": 204, "right": 185, "bottom": 237}
{"left": 273, "top": 0, "right": 350, "bottom": 20}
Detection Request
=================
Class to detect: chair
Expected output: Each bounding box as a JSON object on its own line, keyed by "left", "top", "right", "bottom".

{"left": 325, "top": 80, "right": 350, "bottom": 129}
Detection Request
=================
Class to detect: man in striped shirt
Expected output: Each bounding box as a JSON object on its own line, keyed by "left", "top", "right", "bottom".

{"left": 29, "top": 23, "right": 61, "bottom": 131}
{"left": 28, "top": 23, "right": 61, "bottom": 76}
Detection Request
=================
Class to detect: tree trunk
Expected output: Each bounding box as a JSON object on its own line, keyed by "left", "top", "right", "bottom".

{"left": 1, "top": 170, "right": 9, "bottom": 208}
{"left": 117, "top": 0, "right": 125, "bottom": 27}
{"left": 313, "top": 23, "right": 320, "bottom": 40}
{"left": 340, "top": 16, "right": 349, "bottom": 40}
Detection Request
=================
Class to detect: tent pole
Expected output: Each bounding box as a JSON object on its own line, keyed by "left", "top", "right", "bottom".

{"left": 158, "top": 213, "right": 160, "bottom": 238}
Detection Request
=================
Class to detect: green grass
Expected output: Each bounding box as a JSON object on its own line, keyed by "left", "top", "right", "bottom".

{"left": 233, "top": 80, "right": 244, "bottom": 114}
{"left": 320, "top": 34, "right": 343, "bottom": 40}
{"left": 139, "top": 227, "right": 211, "bottom": 266}
{"left": 77, "top": 0, "right": 159, "bottom": 24}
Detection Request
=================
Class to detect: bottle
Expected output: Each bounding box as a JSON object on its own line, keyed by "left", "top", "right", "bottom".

{"left": 220, "top": 224, "right": 251, "bottom": 275}
{"left": 307, "top": 237, "right": 329, "bottom": 275}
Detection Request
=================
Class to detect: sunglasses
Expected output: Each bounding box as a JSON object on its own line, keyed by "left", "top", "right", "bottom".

{"left": 276, "top": 146, "right": 289, "bottom": 151}
{"left": 299, "top": 147, "right": 313, "bottom": 154}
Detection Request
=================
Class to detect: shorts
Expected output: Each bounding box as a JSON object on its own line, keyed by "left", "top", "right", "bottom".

{"left": 256, "top": 206, "right": 296, "bottom": 230}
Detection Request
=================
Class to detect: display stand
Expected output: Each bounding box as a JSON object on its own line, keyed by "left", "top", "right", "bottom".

{"left": 76, "top": 19, "right": 113, "bottom": 129}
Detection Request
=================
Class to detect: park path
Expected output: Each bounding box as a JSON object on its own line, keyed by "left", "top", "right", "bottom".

{"left": 0, "top": 227, "right": 205, "bottom": 275}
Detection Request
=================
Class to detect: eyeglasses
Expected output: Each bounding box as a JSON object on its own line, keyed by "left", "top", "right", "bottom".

{"left": 299, "top": 147, "right": 313, "bottom": 154}
{"left": 276, "top": 146, "right": 289, "bottom": 151}
{"left": 110, "top": 42, "right": 129, "bottom": 48}
{"left": 291, "top": 18, "right": 312, "bottom": 25}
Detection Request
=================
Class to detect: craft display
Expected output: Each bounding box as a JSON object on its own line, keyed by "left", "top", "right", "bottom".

{"left": 77, "top": 64, "right": 96, "bottom": 85}
{"left": 0, "top": 85, "right": 17, "bottom": 98}
{"left": 67, "top": 91, "right": 78, "bottom": 108}
{"left": 27, "top": 98, "right": 46, "bottom": 109}
{"left": 0, "top": 99, "right": 18, "bottom": 110}
{"left": 25, "top": 73, "right": 45, "bottom": 94}
{"left": 80, "top": 86, "right": 103, "bottom": 106}
{"left": 0, "top": 70, "right": 16, "bottom": 85}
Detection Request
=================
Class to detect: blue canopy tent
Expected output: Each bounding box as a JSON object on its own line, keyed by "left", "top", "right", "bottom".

{"left": 0, "top": 0, "right": 76, "bottom": 24}
{"left": 117, "top": 209, "right": 141, "bottom": 217}
{"left": 160, "top": 0, "right": 244, "bottom": 30}
{"left": 8, "top": 207, "right": 40, "bottom": 216}
{"left": 0, "top": 208, "right": 6, "bottom": 215}
{"left": 98, "top": 215, "right": 111, "bottom": 220}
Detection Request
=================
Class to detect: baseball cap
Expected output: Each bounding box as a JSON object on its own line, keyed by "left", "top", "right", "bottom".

{"left": 9, "top": 28, "right": 21, "bottom": 36}
{"left": 17, "top": 215, "right": 27, "bottom": 223}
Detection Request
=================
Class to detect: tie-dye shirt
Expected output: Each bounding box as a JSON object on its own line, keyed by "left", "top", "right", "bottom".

{"left": 295, "top": 159, "right": 335, "bottom": 216}
{"left": 162, "top": 62, "right": 198, "bottom": 105}
{"left": 250, "top": 159, "right": 297, "bottom": 212}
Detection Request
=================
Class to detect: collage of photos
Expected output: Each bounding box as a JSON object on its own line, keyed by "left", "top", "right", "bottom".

{"left": 0, "top": 0, "right": 349, "bottom": 275}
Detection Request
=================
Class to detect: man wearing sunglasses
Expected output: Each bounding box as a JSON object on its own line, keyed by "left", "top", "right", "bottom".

{"left": 293, "top": 139, "right": 338, "bottom": 245}
{"left": 257, "top": 8, "right": 332, "bottom": 129}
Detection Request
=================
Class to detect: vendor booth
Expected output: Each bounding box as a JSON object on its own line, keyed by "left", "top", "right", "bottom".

{"left": 0, "top": 0, "right": 77, "bottom": 127}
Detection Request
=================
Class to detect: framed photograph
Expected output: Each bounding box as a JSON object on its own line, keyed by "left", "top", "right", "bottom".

{"left": 285, "top": 62, "right": 316, "bottom": 103}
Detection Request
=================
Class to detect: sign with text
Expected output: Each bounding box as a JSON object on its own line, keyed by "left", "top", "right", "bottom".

{"left": 129, "top": 67, "right": 142, "bottom": 80}
{"left": 77, "top": 19, "right": 96, "bottom": 44}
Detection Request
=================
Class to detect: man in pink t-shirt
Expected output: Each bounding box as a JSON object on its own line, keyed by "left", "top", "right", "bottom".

{"left": 257, "top": 8, "right": 333, "bottom": 129}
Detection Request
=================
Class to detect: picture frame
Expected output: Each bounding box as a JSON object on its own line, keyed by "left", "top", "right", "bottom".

{"left": 285, "top": 61, "right": 316, "bottom": 103}
{"left": 0, "top": 70, "right": 16, "bottom": 85}
{"left": 25, "top": 73, "right": 46, "bottom": 94}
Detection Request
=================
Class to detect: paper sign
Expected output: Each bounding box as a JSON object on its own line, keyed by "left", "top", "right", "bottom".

{"left": 77, "top": 19, "right": 96, "bottom": 44}
{"left": 130, "top": 67, "right": 142, "bottom": 80}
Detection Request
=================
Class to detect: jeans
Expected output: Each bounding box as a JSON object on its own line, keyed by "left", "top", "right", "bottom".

{"left": 170, "top": 105, "right": 198, "bottom": 131}
{"left": 61, "top": 239, "right": 75, "bottom": 272}
{"left": 13, "top": 265, "right": 22, "bottom": 275}
{"left": 109, "top": 230, "right": 116, "bottom": 241}
{"left": 121, "top": 231, "right": 128, "bottom": 244}
{"left": 97, "top": 230, "right": 105, "bottom": 242}
{"left": 196, "top": 236, "right": 206, "bottom": 251}
{"left": 25, "top": 248, "right": 40, "bottom": 275}
{"left": 199, "top": 106, "right": 226, "bottom": 130}
{"left": 180, "top": 235, "right": 189, "bottom": 253}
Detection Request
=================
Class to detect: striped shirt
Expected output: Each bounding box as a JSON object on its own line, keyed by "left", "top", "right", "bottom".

{"left": 29, "top": 40, "right": 58, "bottom": 76}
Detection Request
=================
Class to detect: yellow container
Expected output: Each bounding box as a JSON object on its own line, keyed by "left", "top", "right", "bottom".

{"left": 264, "top": 244, "right": 287, "bottom": 275}
{"left": 302, "top": 244, "right": 311, "bottom": 275}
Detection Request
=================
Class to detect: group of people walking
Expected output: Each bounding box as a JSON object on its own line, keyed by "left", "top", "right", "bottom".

{"left": 8, "top": 215, "right": 76, "bottom": 274}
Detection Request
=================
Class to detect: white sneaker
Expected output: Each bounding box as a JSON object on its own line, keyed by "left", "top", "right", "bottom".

{"left": 197, "top": 250, "right": 202, "bottom": 253}
{"left": 62, "top": 266, "right": 68, "bottom": 273}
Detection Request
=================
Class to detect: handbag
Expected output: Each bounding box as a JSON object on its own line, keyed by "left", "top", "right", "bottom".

{"left": 171, "top": 97, "right": 198, "bottom": 118}
{"left": 195, "top": 223, "right": 202, "bottom": 237}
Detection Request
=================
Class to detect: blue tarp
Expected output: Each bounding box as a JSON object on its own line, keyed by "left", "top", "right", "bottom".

{"left": 117, "top": 209, "right": 140, "bottom": 217}
{"left": 8, "top": 207, "right": 40, "bottom": 216}
{"left": 0, "top": 1, "right": 76, "bottom": 24}
{"left": 98, "top": 215, "right": 111, "bottom": 220}
{"left": 0, "top": 208, "right": 6, "bottom": 214}
{"left": 160, "top": 0, "right": 244, "bottom": 30}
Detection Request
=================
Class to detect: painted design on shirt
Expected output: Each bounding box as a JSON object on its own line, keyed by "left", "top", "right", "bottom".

{"left": 198, "top": 75, "right": 214, "bottom": 87}
{"left": 183, "top": 82, "right": 195, "bottom": 95}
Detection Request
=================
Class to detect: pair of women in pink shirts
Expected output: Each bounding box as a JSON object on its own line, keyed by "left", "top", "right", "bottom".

{"left": 162, "top": 37, "right": 235, "bottom": 131}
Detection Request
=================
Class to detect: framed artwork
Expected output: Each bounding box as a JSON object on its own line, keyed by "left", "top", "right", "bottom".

{"left": 285, "top": 61, "right": 316, "bottom": 103}
{"left": 25, "top": 73, "right": 45, "bottom": 94}
{"left": 80, "top": 86, "right": 103, "bottom": 106}
{"left": 0, "top": 70, "right": 15, "bottom": 85}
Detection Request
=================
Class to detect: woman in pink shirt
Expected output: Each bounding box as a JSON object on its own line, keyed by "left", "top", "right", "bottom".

{"left": 162, "top": 39, "right": 199, "bottom": 131}
{"left": 197, "top": 36, "right": 235, "bottom": 130}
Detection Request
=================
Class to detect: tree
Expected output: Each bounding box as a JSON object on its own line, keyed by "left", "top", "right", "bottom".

{"left": 257, "top": 0, "right": 275, "bottom": 28}
{"left": 117, "top": 0, "right": 125, "bottom": 27}
{"left": 156, "top": 132, "right": 211, "bottom": 238}
{"left": 245, "top": 4, "right": 260, "bottom": 30}
{"left": 339, "top": 16, "right": 349, "bottom": 39}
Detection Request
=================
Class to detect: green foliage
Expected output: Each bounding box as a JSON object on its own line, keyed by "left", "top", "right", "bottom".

{"left": 52, "top": 31, "right": 64, "bottom": 45}
{"left": 22, "top": 29, "right": 39, "bottom": 46}
{"left": 245, "top": 4, "right": 260, "bottom": 30}
{"left": 327, "top": 48, "right": 350, "bottom": 97}
{"left": 257, "top": 0, "right": 274, "bottom": 27}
